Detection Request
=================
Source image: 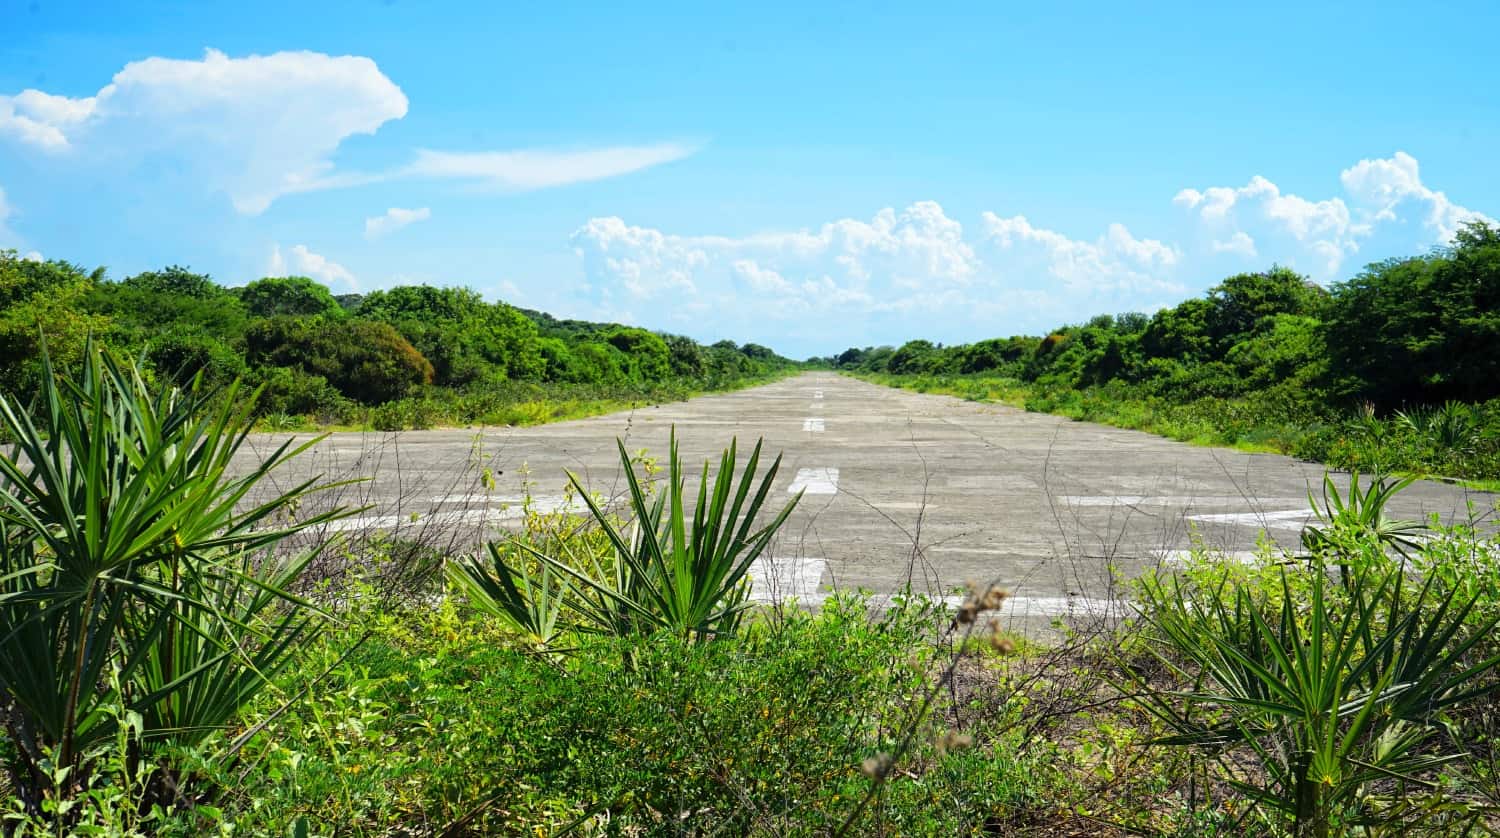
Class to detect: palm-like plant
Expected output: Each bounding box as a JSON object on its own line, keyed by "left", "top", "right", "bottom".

{"left": 454, "top": 429, "right": 800, "bottom": 642}
{"left": 1135, "top": 545, "right": 1500, "bottom": 837}
{"left": 0, "top": 345, "right": 351, "bottom": 813}
{"left": 1302, "top": 471, "right": 1425, "bottom": 560}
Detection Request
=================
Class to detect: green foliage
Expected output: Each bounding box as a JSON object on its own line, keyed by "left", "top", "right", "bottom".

{"left": 238, "top": 275, "right": 344, "bottom": 319}
{"left": 358, "top": 285, "right": 544, "bottom": 384}
{"left": 202, "top": 591, "right": 965, "bottom": 835}
{"left": 601, "top": 326, "right": 672, "bottom": 381}
{"left": 458, "top": 430, "right": 801, "bottom": 642}
{"left": 1135, "top": 542, "right": 1500, "bottom": 836}
{"left": 0, "top": 346, "right": 348, "bottom": 821}
{"left": 0, "top": 251, "right": 109, "bottom": 393}
{"left": 245, "top": 317, "right": 434, "bottom": 404}
{"left": 118, "top": 265, "right": 220, "bottom": 300}
{"left": 143, "top": 328, "right": 247, "bottom": 389}
{"left": 1327, "top": 221, "right": 1500, "bottom": 406}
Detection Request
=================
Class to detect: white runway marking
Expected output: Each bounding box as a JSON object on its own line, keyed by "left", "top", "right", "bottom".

{"left": 1153, "top": 549, "right": 1264, "bottom": 565}
{"left": 803, "top": 418, "right": 825, "bottom": 432}
{"left": 747, "top": 556, "right": 826, "bottom": 603}
{"left": 788, "top": 467, "right": 840, "bottom": 494}
{"left": 427, "top": 494, "right": 574, "bottom": 513}
{"left": 1187, "top": 509, "right": 1310, "bottom": 531}
{"left": 320, "top": 508, "right": 516, "bottom": 533}
{"left": 320, "top": 495, "right": 576, "bottom": 533}
{"left": 927, "top": 593, "right": 1123, "bottom": 618}
{"left": 813, "top": 389, "right": 824, "bottom": 399}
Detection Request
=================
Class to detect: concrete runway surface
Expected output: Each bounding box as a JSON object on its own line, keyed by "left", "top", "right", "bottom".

{"left": 238, "top": 372, "right": 1498, "bottom": 632}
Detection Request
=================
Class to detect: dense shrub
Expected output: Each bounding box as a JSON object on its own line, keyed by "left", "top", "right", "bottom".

{"left": 246, "top": 317, "right": 434, "bottom": 404}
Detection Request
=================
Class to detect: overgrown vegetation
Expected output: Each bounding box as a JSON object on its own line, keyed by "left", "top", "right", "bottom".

{"left": 5, "top": 333, "right": 1500, "bottom": 835}
{"left": 0, "top": 255, "right": 797, "bottom": 431}
{"left": 824, "top": 220, "right": 1500, "bottom": 482}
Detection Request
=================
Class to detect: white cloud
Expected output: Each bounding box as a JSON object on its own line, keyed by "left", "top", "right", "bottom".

{"left": 572, "top": 201, "right": 981, "bottom": 310}
{"left": 1, "top": 50, "right": 697, "bottom": 216}
{"left": 1176, "top": 175, "right": 1353, "bottom": 241}
{"left": 1175, "top": 152, "right": 1493, "bottom": 276}
{"left": 405, "top": 144, "right": 695, "bottom": 191}
{"left": 268, "top": 244, "right": 357, "bottom": 290}
{"left": 1340, "top": 151, "right": 1494, "bottom": 240}
{"left": 364, "top": 206, "right": 431, "bottom": 239}
{"left": 1, "top": 49, "right": 409, "bottom": 215}
{"left": 980, "top": 214, "right": 1180, "bottom": 294}
{"left": 1211, "top": 231, "right": 1257, "bottom": 258}
{"left": 22, "top": 250, "right": 42, "bottom": 262}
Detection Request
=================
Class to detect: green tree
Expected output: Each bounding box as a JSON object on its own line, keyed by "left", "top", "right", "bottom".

{"left": 603, "top": 327, "right": 672, "bottom": 381}
{"left": 0, "top": 252, "right": 109, "bottom": 394}
{"left": 240, "top": 276, "right": 344, "bottom": 319}
{"left": 358, "top": 286, "right": 543, "bottom": 383}
{"left": 1326, "top": 221, "right": 1500, "bottom": 405}
{"left": 119, "top": 265, "right": 221, "bottom": 299}
{"left": 245, "top": 317, "right": 434, "bottom": 403}
{"left": 887, "top": 339, "right": 938, "bottom": 375}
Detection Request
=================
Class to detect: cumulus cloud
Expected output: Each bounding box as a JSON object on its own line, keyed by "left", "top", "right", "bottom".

{"left": 268, "top": 244, "right": 357, "bottom": 290}
{"left": 980, "top": 214, "right": 1180, "bottom": 294}
{"left": 1174, "top": 152, "right": 1491, "bottom": 276}
{"left": 1211, "top": 231, "right": 1257, "bottom": 258}
{"left": 572, "top": 201, "right": 981, "bottom": 312}
{"left": 0, "top": 49, "right": 409, "bottom": 214}
{"left": 364, "top": 206, "right": 431, "bottom": 239}
{"left": 1340, "top": 151, "right": 1494, "bottom": 240}
{"left": 0, "top": 49, "right": 693, "bottom": 215}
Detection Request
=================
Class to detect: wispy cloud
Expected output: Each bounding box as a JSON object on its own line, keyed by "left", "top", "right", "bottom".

{"left": 364, "top": 206, "right": 431, "bottom": 239}
{"left": 403, "top": 143, "right": 695, "bottom": 191}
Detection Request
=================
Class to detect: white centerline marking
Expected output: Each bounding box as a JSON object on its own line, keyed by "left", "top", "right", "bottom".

{"left": 813, "top": 389, "right": 824, "bottom": 399}
{"left": 747, "top": 556, "right": 826, "bottom": 603}
{"left": 803, "top": 418, "right": 825, "bottom": 432}
{"left": 788, "top": 467, "right": 839, "bottom": 494}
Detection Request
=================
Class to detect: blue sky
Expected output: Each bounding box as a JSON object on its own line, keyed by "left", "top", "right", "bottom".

{"left": 1, "top": 0, "right": 1496, "bottom": 357}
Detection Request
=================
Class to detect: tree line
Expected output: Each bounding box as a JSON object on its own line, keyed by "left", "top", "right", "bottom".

{"left": 0, "top": 256, "right": 794, "bottom": 420}
{"left": 820, "top": 221, "right": 1500, "bottom": 414}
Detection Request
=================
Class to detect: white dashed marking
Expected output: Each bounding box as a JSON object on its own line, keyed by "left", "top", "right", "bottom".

{"left": 747, "top": 556, "right": 826, "bottom": 603}
{"left": 803, "top": 418, "right": 825, "bottom": 432}
{"left": 813, "top": 389, "right": 824, "bottom": 399}
{"left": 788, "top": 467, "right": 840, "bottom": 494}
{"left": 318, "top": 495, "right": 577, "bottom": 533}
{"left": 933, "top": 593, "right": 1124, "bottom": 618}
{"left": 1153, "top": 549, "right": 1264, "bottom": 566}
{"left": 1187, "top": 510, "right": 1311, "bottom": 531}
